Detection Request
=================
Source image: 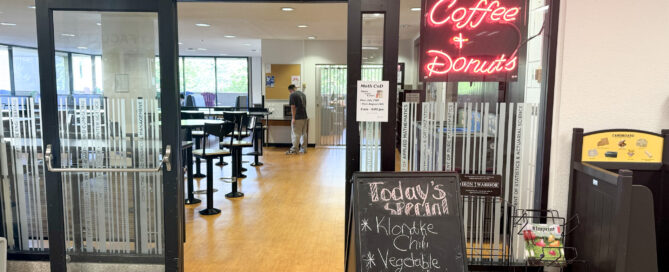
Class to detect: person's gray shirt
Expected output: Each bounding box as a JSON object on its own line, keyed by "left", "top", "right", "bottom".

{"left": 289, "top": 91, "right": 308, "bottom": 120}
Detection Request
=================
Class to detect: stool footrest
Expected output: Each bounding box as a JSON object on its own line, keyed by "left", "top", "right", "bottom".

{"left": 198, "top": 208, "right": 221, "bottom": 215}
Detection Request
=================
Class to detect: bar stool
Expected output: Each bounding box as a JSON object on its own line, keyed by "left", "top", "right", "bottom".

{"left": 246, "top": 115, "right": 265, "bottom": 166}
{"left": 181, "top": 140, "right": 200, "bottom": 204}
{"left": 220, "top": 112, "right": 254, "bottom": 198}
{"left": 193, "top": 122, "right": 233, "bottom": 215}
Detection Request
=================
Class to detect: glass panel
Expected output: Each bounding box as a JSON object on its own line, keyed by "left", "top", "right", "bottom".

{"left": 317, "top": 64, "right": 347, "bottom": 146}
{"left": 12, "top": 48, "right": 40, "bottom": 96}
{"left": 72, "top": 54, "right": 94, "bottom": 94}
{"left": 359, "top": 13, "right": 384, "bottom": 171}
{"left": 0, "top": 46, "right": 12, "bottom": 95}
{"left": 400, "top": 0, "right": 555, "bottom": 264}
{"left": 184, "top": 57, "right": 215, "bottom": 107}
{"left": 56, "top": 52, "right": 71, "bottom": 95}
{"left": 216, "top": 57, "right": 248, "bottom": 107}
{"left": 54, "top": 10, "right": 164, "bottom": 270}
{"left": 95, "top": 56, "right": 103, "bottom": 93}
{"left": 0, "top": 47, "right": 48, "bottom": 252}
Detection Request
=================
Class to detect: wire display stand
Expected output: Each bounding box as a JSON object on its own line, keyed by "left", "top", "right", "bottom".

{"left": 512, "top": 209, "right": 585, "bottom": 271}
{"left": 462, "top": 196, "right": 516, "bottom": 268}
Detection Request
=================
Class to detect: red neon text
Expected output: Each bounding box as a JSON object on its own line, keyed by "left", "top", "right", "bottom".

{"left": 425, "top": 50, "right": 517, "bottom": 76}
{"left": 429, "top": 0, "right": 520, "bottom": 29}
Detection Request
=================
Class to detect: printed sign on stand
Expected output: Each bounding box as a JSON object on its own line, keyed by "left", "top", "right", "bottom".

{"left": 356, "top": 81, "right": 389, "bottom": 122}
{"left": 460, "top": 174, "right": 502, "bottom": 197}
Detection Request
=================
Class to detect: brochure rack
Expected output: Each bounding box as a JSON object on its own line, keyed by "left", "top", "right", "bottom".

{"left": 568, "top": 128, "right": 666, "bottom": 272}
{"left": 512, "top": 209, "right": 584, "bottom": 270}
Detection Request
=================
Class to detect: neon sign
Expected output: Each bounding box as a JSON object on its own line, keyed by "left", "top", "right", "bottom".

{"left": 420, "top": 0, "right": 525, "bottom": 82}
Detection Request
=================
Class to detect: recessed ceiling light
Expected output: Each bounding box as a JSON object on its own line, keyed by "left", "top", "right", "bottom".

{"left": 0, "top": 22, "right": 17, "bottom": 26}
{"left": 281, "top": 7, "right": 294, "bottom": 11}
{"left": 77, "top": 46, "right": 88, "bottom": 50}
{"left": 307, "top": 36, "right": 316, "bottom": 40}
{"left": 61, "top": 33, "right": 76, "bottom": 37}
{"left": 362, "top": 46, "right": 378, "bottom": 50}
{"left": 224, "top": 35, "right": 236, "bottom": 38}
{"left": 28, "top": 5, "right": 36, "bottom": 9}
{"left": 242, "top": 43, "right": 251, "bottom": 46}
{"left": 96, "top": 22, "right": 101, "bottom": 26}
{"left": 195, "top": 23, "right": 210, "bottom": 27}
{"left": 410, "top": 7, "right": 421, "bottom": 11}
{"left": 373, "top": 13, "right": 383, "bottom": 17}
{"left": 178, "top": 42, "right": 183, "bottom": 45}
{"left": 297, "top": 25, "right": 308, "bottom": 28}
{"left": 196, "top": 48, "right": 207, "bottom": 51}
{"left": 187, "top": 48, "right": 196, "bottom": 51}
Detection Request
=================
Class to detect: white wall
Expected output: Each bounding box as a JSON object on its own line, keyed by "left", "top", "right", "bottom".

{"left": 398, "top": 39, "right": 415, "bottom": 89}
{"left": 548, "top": 0, "right": 669, "bottom": 215}
{"left": 261, "top": 39, "right": 347, "bottom": 144}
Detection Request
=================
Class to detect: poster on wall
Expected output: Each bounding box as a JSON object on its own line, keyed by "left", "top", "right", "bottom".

{"left": 419, "top": 0, "right": 526, "bottom": 82}
{"left": 291, "top": 75, "right": 301, "bottom": 86}
{"left": 265, "top": 75, "right": 275, "bottom": 87}
{"left": 356, "top": 81, "right": 389, "bottom": 122}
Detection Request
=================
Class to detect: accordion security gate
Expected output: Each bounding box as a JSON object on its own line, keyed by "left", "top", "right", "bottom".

{"left": 400, "top": 101, "right": 541, "bottom": 264}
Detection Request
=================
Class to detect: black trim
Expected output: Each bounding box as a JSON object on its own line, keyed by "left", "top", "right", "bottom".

{"left": 6, "top": 252, "right": 50, "bottom": 261}
{"left": 7, "top": 46, "right": 15, "bottom": 95}
{"left": 582, "top": 128, "right": 663, "bottom": 137}
{"left": 69, "top": 254, "right": 165, "bottom": 264}
{"left": 535, "top": 0, "right": 561, "bottom": 217}
{"left": 345, "top": 0, "right": 362, "bottom": 238}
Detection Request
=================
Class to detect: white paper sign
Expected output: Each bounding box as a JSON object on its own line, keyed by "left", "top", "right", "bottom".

{"left": 291, "top": 75, "right": 301, "bottom": 86}
{"left": 356, "top": 81, "right": 389, "bottom": 122}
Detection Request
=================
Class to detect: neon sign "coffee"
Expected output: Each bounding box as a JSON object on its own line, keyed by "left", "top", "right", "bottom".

{"left": 420, "top": 0, "right": 524, "bottom": 82}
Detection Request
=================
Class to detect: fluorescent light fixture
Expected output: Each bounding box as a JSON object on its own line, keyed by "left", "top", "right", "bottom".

{"left": 362, "top": 46, "right": 378, "bottom": 50}
{"left": 195, "top": 23, "right": 210, "bottom": 27}
{"left": 96, "top": 22, "right": 101, "bottom": 26}
{"left": 61, "top": 33, "right": 76, "bottom": 37}
{"left": 178, "top": 42, "right": 183, "bottom": 45}
{"left": 307, "top": 36, "right": 316, "bottom": 40}
{"left": 28, "top": 5, "right": 36, "bottom": 9}
{"left": 297, "top": 25, "right": 308, "bottom": 28}
{"left": 196, "top": 48, "right": 207, "bottom": 51}
{"left": 242, "top": 43, "right": 251, "bottom": 46}
{"left": 0, "top": 22, "right": 17, "bottom": 26}
{"left": 77, "top": 46, "right": 88, "bottom": 50}
{"left": 224, "top": 35, "right": 236, "bottom": 38}
{"left": 410, "top": 7, "right": 421, "bottom": 11}
{"left": 281, "top": 7, "right": 294, "bottom": 11}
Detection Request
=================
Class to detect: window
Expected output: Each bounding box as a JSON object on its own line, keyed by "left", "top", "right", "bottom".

{"left": 12, "top": 48, "right": 40, "bottom": 96}
{"left": 72, "top": 54, "right": 94, "bottom": 94}
{"left": 55, "top": 52, "right": 70, "bottom": 94}
{"left": 0, "top": 46, "right": 10, "bottom": 95}
{"left": 95, "top": 56, "right": 102, "bottom": 93}
{"left": 216, "top": 57, "right": 248, "bottom": 106}
{"left": 184, "top": 57, "right": 216, "bottom": 106}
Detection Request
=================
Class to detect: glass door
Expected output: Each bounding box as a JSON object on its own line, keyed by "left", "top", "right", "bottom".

{"left": 36, "top": 1, "right": 182, "bottom": 271}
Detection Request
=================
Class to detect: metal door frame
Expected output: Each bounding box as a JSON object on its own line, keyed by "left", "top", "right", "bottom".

{"left": 35, "top": 0, "right": 183, "bottom": 271}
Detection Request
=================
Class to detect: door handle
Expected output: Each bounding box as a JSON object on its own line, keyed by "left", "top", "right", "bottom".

{"left": 45, "top": 144, "right": 172, "bottom": 173}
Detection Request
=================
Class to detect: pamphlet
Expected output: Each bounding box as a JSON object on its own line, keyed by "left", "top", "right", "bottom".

{"left": 521, "top": 223, "right": 565, "bottom": 262}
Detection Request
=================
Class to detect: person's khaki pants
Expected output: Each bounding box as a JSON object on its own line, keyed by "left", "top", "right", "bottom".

{"left": 291, "top": 119, "right": 307, "bottom": 152}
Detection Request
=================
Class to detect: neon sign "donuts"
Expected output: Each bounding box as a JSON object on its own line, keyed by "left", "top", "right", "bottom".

{"left": 420, "top": 0, "right": 524, "bottom": 82}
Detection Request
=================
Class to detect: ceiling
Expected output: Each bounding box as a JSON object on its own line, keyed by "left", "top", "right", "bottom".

{"left": 0, "top": 0, "right": 421, "bottom": 57}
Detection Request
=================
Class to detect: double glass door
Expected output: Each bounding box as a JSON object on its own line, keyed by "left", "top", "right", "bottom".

{"left": 31, "top": 1, "right": 181, "bottom": 271}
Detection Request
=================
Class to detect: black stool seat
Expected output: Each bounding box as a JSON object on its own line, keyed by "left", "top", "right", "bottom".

{"left": 220, "top": 140, "right": 253, "bottom": 148}
{"left": 193, "top": 148, "right": 230, "bottom": 157}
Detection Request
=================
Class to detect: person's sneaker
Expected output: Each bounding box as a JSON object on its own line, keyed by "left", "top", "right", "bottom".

{"left": 299, "top": 149, "right": 307, "bottom": 154}
{"left": 286, "top": 150, "right": 297, "bottom": 155}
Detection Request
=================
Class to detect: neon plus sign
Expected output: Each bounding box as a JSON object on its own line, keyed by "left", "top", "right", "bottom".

{"left": 452, "top": 33, "right": 469, "bottom": 49}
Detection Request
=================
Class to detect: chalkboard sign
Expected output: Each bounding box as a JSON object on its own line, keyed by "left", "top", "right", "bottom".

{"left": 351, "top": 172, "right": 468, "bottom": 272}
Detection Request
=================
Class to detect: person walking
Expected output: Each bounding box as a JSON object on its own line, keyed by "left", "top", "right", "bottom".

{"left": 286, "top": 84, "right": 308, "bottom": 155}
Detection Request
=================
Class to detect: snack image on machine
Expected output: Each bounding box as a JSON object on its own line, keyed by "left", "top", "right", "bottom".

{"left": 597, "top": 138, "right": 609, "bottom": 146}
{"left": 636, "top": 138, "right": 648, "bottom": 147}
{"left": 627, "top": 150, "right": 635, "bottom": 157}
{"left": 645, "top": 150, "right": 653, "bottom": 158}
{"left": 605, "top": 151, "right": 618, "bottom": 158}
{"left": 588, "top": 149, "right": 598, "bottom": 157}
{"left": 618, "top": 140, "right": 627, "bottom": 148}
